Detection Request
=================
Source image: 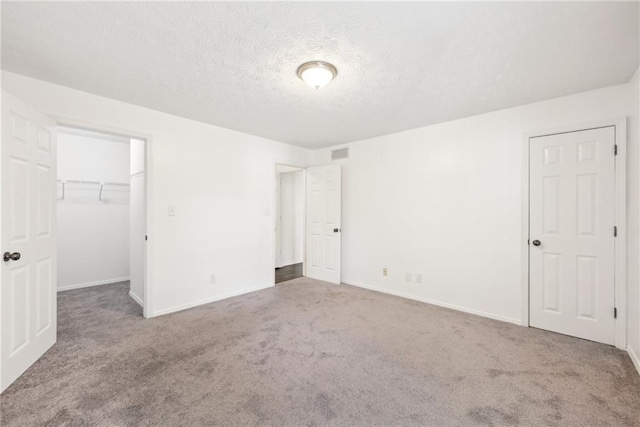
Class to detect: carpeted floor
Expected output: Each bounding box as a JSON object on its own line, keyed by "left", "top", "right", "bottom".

{"left": 1, "top": 278, "right": 639, "bottom": 426}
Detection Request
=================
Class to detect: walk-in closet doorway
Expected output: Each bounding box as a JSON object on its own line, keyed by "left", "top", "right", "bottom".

{"left": 56, "top": 126, "right": 147, "bottom": 313}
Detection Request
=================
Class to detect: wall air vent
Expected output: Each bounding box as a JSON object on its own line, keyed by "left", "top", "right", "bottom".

{"left": 331, "top": 147, "right": 349, "bottom": 161}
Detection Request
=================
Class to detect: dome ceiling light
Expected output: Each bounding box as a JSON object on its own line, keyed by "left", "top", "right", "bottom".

{"left": 296, "top": 61, "right": 337, "bottom": 89}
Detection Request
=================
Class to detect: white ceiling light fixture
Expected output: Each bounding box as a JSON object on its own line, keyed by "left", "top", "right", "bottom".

{"left": 297, "top": 61, "right": 337, "bottom": 89}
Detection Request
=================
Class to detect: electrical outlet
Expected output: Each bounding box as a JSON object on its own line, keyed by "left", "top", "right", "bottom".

{"left": 382, "top": 267, "right": 388, "bottom": 276}
{"left": 405, "top": 272, "right": 412, "bottom": 282}
{"left": 415, "top": 274, "right": 423, "bottom": 284}
{"left": 209, "top": 274, "right": 216, "bottom": 284}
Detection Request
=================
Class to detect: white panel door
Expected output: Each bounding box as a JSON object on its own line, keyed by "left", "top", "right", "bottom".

{"left": 529, "top": 126, "right": 615, "bottom": 345}
{"left": 129, "top": 138, "right": 145, "bottom": 308}
{"left": 306, "top": 165, "right": 341, "bottom": 284}
{"left": 1, "top": 91, "right": 57, "bottom": 392}
{"left": 275, "top": 172, "right": 283, "bottom": 268}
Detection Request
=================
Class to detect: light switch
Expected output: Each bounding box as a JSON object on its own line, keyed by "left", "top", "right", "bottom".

{"left": 168, "top": 205, "right": 176, "bottom": 216}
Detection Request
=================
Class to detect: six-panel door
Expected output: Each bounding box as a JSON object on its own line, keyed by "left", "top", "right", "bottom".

{"left": 306, "top": 165, "right": 341, "bottom": 284}
{"left": 1, "top": 91, "right": 57, "bottom": 392}
{"left": 529, "top": 127, "right": 616, "bottom": 345}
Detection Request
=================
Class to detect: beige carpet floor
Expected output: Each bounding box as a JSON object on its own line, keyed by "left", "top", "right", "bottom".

{"left": 1, "top": 277, "right": 639, "bottom": 426}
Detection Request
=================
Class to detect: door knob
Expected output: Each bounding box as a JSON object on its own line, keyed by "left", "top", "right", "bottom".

{"left": 3, "top": 252, "right": 21, "bottom": 262}
{"left": 333, "top": 228, "right": 340, "bottom": 233}
{"left": 532, "top": 240, "right": 541, "bottom": 247}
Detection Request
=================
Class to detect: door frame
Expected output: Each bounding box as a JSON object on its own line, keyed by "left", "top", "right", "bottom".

{"left": 52, "top": 117, "right": 154, "bottom": 319}
{"left": 274, "top": 163, "right": 307, "bottom": 281}
{"left": 520, "top": 118, "right": 627, "bottom": 349}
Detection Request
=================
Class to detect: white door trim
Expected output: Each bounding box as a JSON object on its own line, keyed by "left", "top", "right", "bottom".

{"left": 51, "top": 117, "right": 154, "bottom": 319}
{"left": 521, "top": 118, "right": 627, "bottom": 349}
{"left": 274, "top": 163, "right": 307, "bottom": 280}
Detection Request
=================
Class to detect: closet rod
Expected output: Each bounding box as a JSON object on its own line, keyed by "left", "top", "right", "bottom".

{"left": 57, "top": 179, "right": 129, "bottom": 187}
{"left": 57, "top": 179, "right": 129, "bottom": 201}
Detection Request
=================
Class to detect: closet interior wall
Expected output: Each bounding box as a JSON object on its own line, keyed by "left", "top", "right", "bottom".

{"left": 56, "top": 130, "right": 130, "bottom": 291}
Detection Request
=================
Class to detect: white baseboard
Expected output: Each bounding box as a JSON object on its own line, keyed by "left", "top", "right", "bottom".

{"left": 128, "top": 290, "right": 143, "bottom": 307}
{"left": 151, "top": 283, "right": 274, "bottom": 317}
{"left": 628, "top": 346, "right": 640, "bottom": 377}
{"left": 58, "top": 277, "right": 130, "bottom": 292}
{"left": 342, "top": 279, "right": 522, "bottom": 326}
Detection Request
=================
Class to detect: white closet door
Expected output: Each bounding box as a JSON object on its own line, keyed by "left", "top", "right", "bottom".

{"left": 529, "top": 127, "right": 616, "bottom": 345}
{"left": 1, "top": 91, "right": 57, "bottom": 392}
{"left": 129, "top": 139, "right": 145, "bottom": 307}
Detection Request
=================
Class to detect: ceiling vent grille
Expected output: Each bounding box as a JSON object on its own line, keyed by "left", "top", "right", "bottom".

{"left": 331, "top": 147, "right": 349, "bottom": 161}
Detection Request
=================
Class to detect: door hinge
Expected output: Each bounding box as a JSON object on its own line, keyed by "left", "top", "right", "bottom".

{"left": 614, "top": 307, "right": 618, "bottom": 319}
{"left": 614, "top": 226, "right": 617, "bottom": 237}
{"left": 145, "top": 235, "right": 148, "bottom": 241}
{"left": 614, "top": 144, "right": 618, "bottom": 155}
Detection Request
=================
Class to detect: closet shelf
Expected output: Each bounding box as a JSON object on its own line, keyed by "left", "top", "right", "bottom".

{"left": 57, "top": 179, "right": 129, "bottom": 201}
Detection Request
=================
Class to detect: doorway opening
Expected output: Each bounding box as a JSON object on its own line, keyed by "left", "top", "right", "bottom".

{"left": 56, "top": 126, "right": 147, "bottom": 315}
{"left": 275, "top": 164, "right": 305, "bottom": 284}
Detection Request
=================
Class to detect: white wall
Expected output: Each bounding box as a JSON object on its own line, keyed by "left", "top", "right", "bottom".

{"left": 1, "top": 71, "right": 309, "bottom": 316}
{"left": 57, "top": 132, "right": 130, "bottom": 290}
{"left": 129, "top": 138, "right": 145, "bottom": 305}
{"left": 627, "top": 67, "right": 640, "bottom": 372}
{"left": 311, "top": 82, "right": 637, "bottom": 328}
{"left": 279, "top": 170, "right": 304, "bottom": 266}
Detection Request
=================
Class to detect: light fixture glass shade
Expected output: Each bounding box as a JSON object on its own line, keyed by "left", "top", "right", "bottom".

{"left": 297, "top": 61, "right": 337, "bottom": 89}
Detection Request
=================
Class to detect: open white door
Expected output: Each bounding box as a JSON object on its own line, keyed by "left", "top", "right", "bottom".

{"left": 1, "top": 91, "right": 57, "bottom": 392}
{"left": 275, "top": 171, "right": 283, "bottom": 268}
{"left": 306, "top": 164, "right": 341, "bottom": 284}
{"left": 529, "top": 127, "right": 616, "bottom": 345}
{"left": 129, "top": 139, "right": 146, "bottom": 310}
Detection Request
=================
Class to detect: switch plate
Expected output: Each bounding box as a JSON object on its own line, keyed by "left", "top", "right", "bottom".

{"left": 415, "top": 274, "right": 423, "bottom": 284}
{"left": 209, "top": 274, "right": 216, "bottom": 284}
{"left": 168, "top": 205, "right": 176, "bottom": 216}
{"left": 405, "top": 272, "right": 412, "bottom": 282}
{"left": 382, "top": 267, "right": 388, "bottom": 276}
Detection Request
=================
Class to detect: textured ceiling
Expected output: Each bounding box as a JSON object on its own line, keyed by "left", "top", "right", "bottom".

{"left": 2, "top": 2, "right": 638, "bottom": 148}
